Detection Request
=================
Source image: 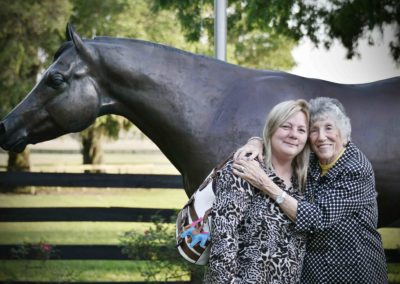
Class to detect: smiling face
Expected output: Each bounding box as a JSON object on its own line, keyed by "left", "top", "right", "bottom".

{"left": 270, "top": 111, "right": 308, "bottom": 161}
{"left": 309, "top": 118, "right": 345, "bottom": 164}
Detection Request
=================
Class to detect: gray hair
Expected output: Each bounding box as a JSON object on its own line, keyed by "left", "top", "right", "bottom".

{"left": 309, "top": 97, "right": 352, "bottom": 143}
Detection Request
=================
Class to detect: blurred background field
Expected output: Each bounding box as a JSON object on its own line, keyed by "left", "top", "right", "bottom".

{"left": 0, "top": 134, "right": 399, "bottom": 282}
{"left": 0, "top": 134, "right": 194, "bottom": 282}
{"left": 0, "top": 133, "right": 179, "bottom": 174}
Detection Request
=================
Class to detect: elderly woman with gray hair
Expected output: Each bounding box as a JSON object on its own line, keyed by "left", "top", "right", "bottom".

{"left": 234, "top": 97, "right": 387, "bottom": 283}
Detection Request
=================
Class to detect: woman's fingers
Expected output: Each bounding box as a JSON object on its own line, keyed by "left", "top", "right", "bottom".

{"left": 233, "top": 148, "right": 251, "bottom": 160}
{"left": 233, "top": 142, "right": 262, "bottom": 161}
{"left": 232, "top": 159, "right": 269, "bottom": 190}
{"left": 233, "top": 160, "right": 259, "bottom": 178}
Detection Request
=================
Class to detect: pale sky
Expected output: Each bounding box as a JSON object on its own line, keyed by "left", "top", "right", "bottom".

{"left": 289, "top": 26, "right": 400, "bottom": 84}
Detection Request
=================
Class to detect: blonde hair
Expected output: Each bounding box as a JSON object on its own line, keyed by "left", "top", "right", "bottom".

{"left": 262, "top": 99, "right": 310, "bottom": 192}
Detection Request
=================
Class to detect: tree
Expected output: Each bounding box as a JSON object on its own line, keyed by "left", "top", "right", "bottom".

{"left": 0, "top": 0, "right": 72, "bottom": 171}
{"left": 153, "top": 0, "right": 297, "bottom": 70}
{"left": 154, "top": 0, "right": 400, "bottom": 64}
{"left": 0, "top": 0, "right": 297, "bottom": 170}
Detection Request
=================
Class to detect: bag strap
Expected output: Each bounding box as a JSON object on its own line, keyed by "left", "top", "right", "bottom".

{"left": 188, "top": 202, "right": 199, "bottom": 223}
{"left": 202, "top": 208, "right": 212, "bottom": 225}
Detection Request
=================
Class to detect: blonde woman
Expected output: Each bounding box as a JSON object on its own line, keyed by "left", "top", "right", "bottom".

{"left": 235, "top": 97, "right": 387, "bottom": 283}
{"left": 204, "top": 99, "right": 310, "bottom": 283}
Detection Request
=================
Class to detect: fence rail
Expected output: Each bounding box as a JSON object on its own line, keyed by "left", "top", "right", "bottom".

{"left": 0, "top": 244, "right": 129, "bottom": 260}
{"left": 0, "top": 171, "right": 183, "bottom": 188}
{"left": 0, "top": 207, "right": 177, "bottom": 222}
{"left": 0, "top": 171, "right": 186, "bottom": 283}
{"left": 2, "top": 243, "right": 399, "bottom": 262}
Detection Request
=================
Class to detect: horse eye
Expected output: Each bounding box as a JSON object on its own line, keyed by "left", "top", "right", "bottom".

{"left": 48, "top": 73, "right": 65, "bottom": 89}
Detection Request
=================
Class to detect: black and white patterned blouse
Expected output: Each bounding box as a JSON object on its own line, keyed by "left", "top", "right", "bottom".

{"left": 296, "top": 142, "right": 387, "bottom": 283}
{"left": 204, "top": 159, "right": 306, "bottom": 284}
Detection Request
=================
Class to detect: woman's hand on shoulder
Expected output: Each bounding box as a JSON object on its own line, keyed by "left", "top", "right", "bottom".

{"left": 233, "top": 137, "right": 264, "bottom": 161}
{"left": 232, "top": 159, "right": 270, "bottom": 192}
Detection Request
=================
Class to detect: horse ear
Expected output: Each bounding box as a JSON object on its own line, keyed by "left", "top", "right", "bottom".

{"left": 66, "top": 22, "right": 74, "bottom": 41}
{"left": 66, "top": 23, "right": 96, "bottom": 62}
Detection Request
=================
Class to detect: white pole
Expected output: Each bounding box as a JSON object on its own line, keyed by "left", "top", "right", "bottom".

{"left": 214, "top": 0, "right": 227, "bottom": 61}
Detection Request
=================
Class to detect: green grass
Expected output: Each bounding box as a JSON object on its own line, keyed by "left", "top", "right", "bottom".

{"left": 0, "top": 221, "right": 169, "bottom": 244}
{"left": 0, "top": 188, "right": 187, "bottom": 245}
{"left": 389, "top": 263, "right": 400, "bottom": 283}
{"left": 0, "top": 188, "right": 188, "bottom": 208}
{"left": 379, "top": 228, "right": 400, "bottom": 250}
{"left": 0, "top": 260, "right": 190, "bottom": 282}
{"left": 0, "top": 151, "right": 180, "bottom": 174}
{"left": 0, "top": 189, "right": 189, "bottom": 282}
{"left": 0, "top": 260, "right": 397, "bottom": 282}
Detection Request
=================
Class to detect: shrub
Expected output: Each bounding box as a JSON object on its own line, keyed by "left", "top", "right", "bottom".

{"left": 11, "top": 241, "right": 59, "bottom": 260}
{"left": 120, "top": 219, "right": 204, "bottom": 283}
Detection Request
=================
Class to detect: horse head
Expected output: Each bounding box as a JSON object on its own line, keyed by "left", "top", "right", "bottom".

{"left": 0, "top": 24, "right": 102, "bottom": 152}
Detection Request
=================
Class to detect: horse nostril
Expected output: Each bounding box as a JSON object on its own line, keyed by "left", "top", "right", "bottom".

{"left": 0, "top": 122, "right": 5, "bottom": 136}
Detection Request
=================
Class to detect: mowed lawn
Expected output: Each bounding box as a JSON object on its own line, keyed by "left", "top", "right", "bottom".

{"left": 0, "top": 188, "right": 187, "bottom": 245}
{"left": 0, "top": 146, "right": 192, "bottom": 282}
{"left": 0, "top": 188, "right": 190, "bottom": 282}
{"left": 0, "top": 146, "right": 399, "bottom": 282}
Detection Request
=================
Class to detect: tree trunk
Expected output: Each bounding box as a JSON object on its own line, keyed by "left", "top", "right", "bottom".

{"left": 81, "top": 127, "right": 103, "bottom": 172}
{"left": 7, "top": 149, "right": 30, "bottom": 172}
{"left": 5, "top": 149, "right": 31, "bottom": 192}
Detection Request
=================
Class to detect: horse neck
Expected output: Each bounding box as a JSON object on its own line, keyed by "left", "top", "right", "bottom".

{"left": 96, "top": 39, "right": 238, "bottom": 173}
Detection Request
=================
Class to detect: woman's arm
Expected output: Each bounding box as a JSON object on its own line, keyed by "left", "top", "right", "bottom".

{"left": 233, "top": 159, "right": 377, "bottom": 233}
{"left": 232, "top": 159, "right": 299, "bottom": 222}
{"left": 233, "top": 160, "right": 376, "bottom": 232}
{"left": 233, "top": 137, "right": 264, "bottom": 161}
{"left": 295, "top": 171, "right": 376, "bottom": 232}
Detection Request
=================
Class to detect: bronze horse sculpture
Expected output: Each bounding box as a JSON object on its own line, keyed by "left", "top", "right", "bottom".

{"left": 0, "top": 24, "right": 399, "bottom": 227}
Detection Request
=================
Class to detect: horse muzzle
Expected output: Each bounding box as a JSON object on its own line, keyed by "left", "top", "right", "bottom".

{"left": 0, "top": 121, "right": 28, "bottom": 153}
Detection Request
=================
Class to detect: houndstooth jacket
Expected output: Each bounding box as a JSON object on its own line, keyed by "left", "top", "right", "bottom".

{"left": 295, "top": 142, "right": 387, "bottom": 283}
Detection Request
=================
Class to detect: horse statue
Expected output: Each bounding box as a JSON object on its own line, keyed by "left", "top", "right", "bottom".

{"left": 0, "top": 24, "right": 399, "bottom": 227}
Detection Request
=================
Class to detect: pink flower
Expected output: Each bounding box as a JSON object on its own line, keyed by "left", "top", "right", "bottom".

{"left": 40, "top": 244, "right": 52, "bottom": 252}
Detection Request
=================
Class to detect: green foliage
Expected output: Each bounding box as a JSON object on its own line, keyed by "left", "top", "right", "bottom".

{"left": 120, "top": 220, "right": 204, "bottom": 282}
{"left": 233, "top": 31, "right": 296, "bottom": 70}
{"left": 70, "top": 0, "right": 129, "bottom": 37}
{"left": 0, "top": 0, "right": 72, "bottom": 117}
{"left": 11, "top": 241, "right": 59, "bottom": 260}
{"left": 153, "top": 0, "right": 296, "bottom": 70}
{"left": 154, "top": 0, "right": 400, "bottom": 64}
{"left": 0, "top": 0, "right": 72, "bottom": 170}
